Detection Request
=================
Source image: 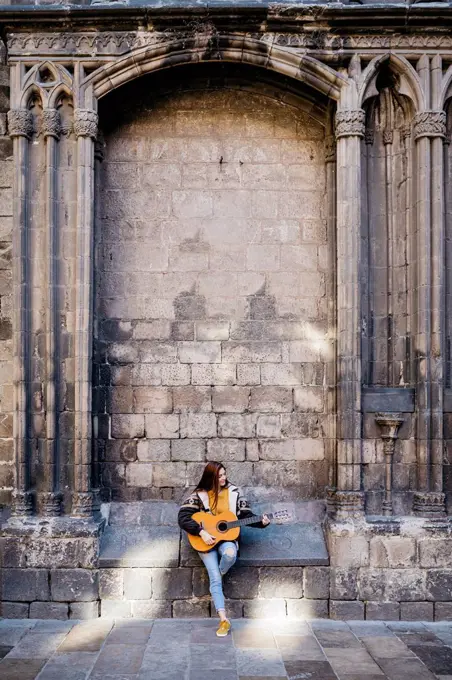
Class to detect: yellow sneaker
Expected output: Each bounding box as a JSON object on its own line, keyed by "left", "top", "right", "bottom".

{"left": 216, "top": 619, "right": 231, "bottom": 637}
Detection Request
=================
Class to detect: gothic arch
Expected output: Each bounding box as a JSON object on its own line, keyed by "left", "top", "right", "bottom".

{"left": 359, "top": 53, "right": 425, "bottom": 112}
{"left": 80, "top": 35, "right": 347, "bottom": 106}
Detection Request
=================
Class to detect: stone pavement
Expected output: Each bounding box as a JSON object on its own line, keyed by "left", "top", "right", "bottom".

{"left": 1, "top": 618, "right": 452, "bottom": 680}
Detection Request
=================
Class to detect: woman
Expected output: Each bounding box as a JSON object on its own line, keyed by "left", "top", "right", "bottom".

{"left": 178, "top": 461, "right": 270, "bottom": 637}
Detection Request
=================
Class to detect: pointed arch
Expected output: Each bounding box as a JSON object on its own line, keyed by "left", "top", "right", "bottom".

{"left": 359, "top": 53, "right": 425, "bottom": 112}
{"left": 80, "top": 35, "right": 347, "bottom": 105}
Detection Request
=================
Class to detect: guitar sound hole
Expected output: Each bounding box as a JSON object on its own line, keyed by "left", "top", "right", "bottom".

{"left": 217, "top": 521, "right": 228, "bottom": 533}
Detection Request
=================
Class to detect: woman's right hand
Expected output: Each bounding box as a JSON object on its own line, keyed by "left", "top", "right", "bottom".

{"left": 199, "top": 529, "right": 215, "bottom": 546}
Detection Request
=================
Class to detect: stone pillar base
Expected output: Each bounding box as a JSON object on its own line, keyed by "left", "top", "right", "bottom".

{"left": 326, "top": 488, "right": 365, "bottom": 519}
{"left": 39, "top": 492, "right": 63, "bottom": 517}
{"left": 413, "top": 491, "right": 446, "bottom": 518}
{"left": 11, "top": 490, "right": 34, "bottom": 517}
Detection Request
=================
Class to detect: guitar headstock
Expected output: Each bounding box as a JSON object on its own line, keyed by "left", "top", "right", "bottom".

{"left": 269, "top": 509, "right": 293, "bottom": 524}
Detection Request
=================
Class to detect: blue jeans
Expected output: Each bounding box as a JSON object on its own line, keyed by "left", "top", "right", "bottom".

{"left": 198, "top": 541, "right": 238, "bottom": 613}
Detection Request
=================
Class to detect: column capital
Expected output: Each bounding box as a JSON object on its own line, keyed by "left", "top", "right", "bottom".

{"left": 42, "top": 109, "right": 61, "bottom": 139}
{"left": 39, "top": 491, "right": 63, "bottom": 517}
{"left": 335, "top": 109, "right": 366, "bottom": 139}
{"left": 7, "top": 108, "right": 33, "bottom": 139}
{"left": 74, "top": 109, "right": 98, "bottom": 139}
{"left": 375, "top": 413, "right": 404, "bottom": 441}
{"left": 326, "top": 488, "right": 365, "bottom": 519}
{"left": 413, "top": 491, "right": 446, "bottom": 518}
{"left": 72, "top": 491, "right": 94, "bottom": 518}
{"left": 11, "top": 490, "right": 33, "bottom": 516}
{"left": 413, "top": 110, "right": 446, "bottom": 141}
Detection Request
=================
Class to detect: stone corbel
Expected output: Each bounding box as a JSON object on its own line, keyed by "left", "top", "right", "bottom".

{"left": 375, "top": 413, "right": 404, "bottom": 516}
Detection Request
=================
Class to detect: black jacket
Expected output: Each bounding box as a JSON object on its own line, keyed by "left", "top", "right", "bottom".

{"left": 178, "top": 483, "right": 267, "bottom": 537}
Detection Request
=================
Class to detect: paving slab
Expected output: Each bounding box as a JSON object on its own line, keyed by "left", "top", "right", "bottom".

{"left": 4, "top": 632, "right": 67, "bottom": 659}
{"left": 283, "top": 659, "right": 337, "bottom": 679}
{"left": 90, "top": 643, "right": 146, "bottom": 675}
{"left": 236, "top": 648, "right": 287, "bottom": 677}
{"left": 0, "top": 658, "right": 47, "bottom": 680}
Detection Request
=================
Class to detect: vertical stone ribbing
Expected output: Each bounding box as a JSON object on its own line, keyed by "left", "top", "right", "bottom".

{"left": 9, "top": 108, "right": 34, "bottom": 516}
{"left": 72, "top": 108, "right": 98, "bottom": 517}
{"left": 41, "top": 108, "right": 62, "bottom": 516}
{"left": 413, "top": 104, "right": 447, "bottom": 516}
{"left": 334, "top": 109, "right": 365, "bottom": 514}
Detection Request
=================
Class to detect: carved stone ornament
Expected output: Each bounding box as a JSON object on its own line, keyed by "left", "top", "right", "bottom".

{"left": 11, "top": 490, "right": 33, "bottom": 516}
{"left": 42, "top": 109, "right": 61, "bottom": 139}
{"left": 73, "top": 109, "right": 98, "bottom": 139}
{"left": 364, "top": 128, "right": 374, "bottom": 145}
{"left": 413, "top": 491, "right": 446, "bottom": 517}
{"left": 413, "top": 111, "right": 447, "bottom": 141}
{"left": 326, "top": 488, "right": 365, "bottom": 519}
{"left": 40, "top": 491, "right": 63, "bottom": 516}
{"left": 335, "top": 110, "right": 366, "bottom": 139}
{"left": 7, "top": 109, "right": 34, "bottom": 139}
{"left": 71, "top": 491, "right": 94, "bottom": 518}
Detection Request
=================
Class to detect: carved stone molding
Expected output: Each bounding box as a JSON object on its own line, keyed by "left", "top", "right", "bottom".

{"left": 74, "top": 109, "right": 98, "bottom": 140}
{"left": 413, "top": 491, "right": 446, "bottom": 517}
{"left": 325, "top": 135, "right": 336, "bottom": 163}
{"left": 413, "top": 111, "right": 447, "bottom": 141}
{"left": 383, "top": 130, "right": 394, "bottom": 146}
{"left": 364, "top": 128, "right": 374, "bottom": 145}
{"left": 335, "top": 110, "right": 366, "bottom": 140}
{"left": 327, "top": 488, "right": 365, "bottom": 519}
{"left": 11, "top": 490, "right": 33, "bottom": 516}
{"left": 42, "top": 109, "right": 61, "bottom": 139}
{"left": 72, "top": 491, "right": 93, "bottom": 518}
{"left": 39, "top": 491, "right": 63, "bottom": 516}
{"left": 7, "top": 109, "right": 34, "bottom": 139}
{"left": 375, "top": 413, "right": 404, "bottom": 517}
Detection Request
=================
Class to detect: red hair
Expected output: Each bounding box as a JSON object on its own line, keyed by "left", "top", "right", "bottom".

{"left": 195, "top": 461, "right": 226, "bottom": 511}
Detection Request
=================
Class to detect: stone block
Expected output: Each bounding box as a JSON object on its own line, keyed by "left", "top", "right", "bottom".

{"left": 152, "top": 568, "right": 192, "bottom": 599}
{"left": 101, "top": 600, "right": 132, "bottom": 618}
{"left": 179, "top": 342, "right": 221, "bottom": 363}
{"left": 419, "top": 539, "right": 452, "bottom": 568}
{"left": 134, "top": 321, "right": 171, "bottom": 340}
{"left": 180, "top": 413, "right": 217, "bottom": 438}
{"left": 152, "top": 462, "right": 186, "bottom": 487}
{"left": 126, "top": 463, "right": 153, "bottom": 487}
{"left": 218, "top": 414, "right": 257, "bottom": 438}
{"left": 172, "top": 386, "right": 211, "bottom": 412}
{"left": 359, "top": 568, "right": 427, "bottom": 602}
{"left": 193, "top": 567, "right": 210, "bottom": 597}
{"left": 171, "top": 321, "right": 195, "bottom": 341}
{"left": 212, "top": 386, "right": 249, "bottom": 413}
{"left": 173, "top": 599, "right": 210, "bottom": 618}
{"left": 123, "top": 568, "right": 153, "bottom": 600}
{"left": 365, "top": 601, "right": 400, "bottom": 621}
{"left": 171, "top": 439, "right": 206, "bottom": 461}
{"left": 51, "top": 569, "right": 99, "bottom": 602}
{"left": 191, "top": 363, "right": 236, "bottom": 386}
{"left": 137, "top": 440, "right": 171, "bottom": 462}
{"left": 330, "top": 568, "right": 358, "bottom": 600}
{"left": 195, "top": 322, "right": 230, "bottom": 341}
{"left": 259, "top": 567, "right": 303, "bottom": 598}
{"left": 0, "top": 602, "right": 29, "bottom": 618}
{"left": 29, "top": 602, "right": 69, "bottom": 620}
{"left": 246, "top": 440, "right": 260, "bottom": 461}
{"left": 224, "top": 568, "right": 259, "bottom": 599}
{"left": 207, "top": 438, "right": 245, "bottom": 462}
{"left": 426, "top": 570, "right": 452, "bottom": 601}
{"left": 222, "top": 342, "right": 281, "bottom": 364}
{"left": 370, "top": 537, "right": 416, "bottom": 568}
{"left": 131, "top": 364, "right": 161, "bottom": 386}
{"left": 161, "top": 364, "right": 190, "bottom": 386}
{"left": 133, "top": 387, "right": 172, "bottom": 413}
{"left": 2, "top": 537, "right": 98, "bottom": 570}
{"left": 304, "top": 567, "right": 330, "bottom": 599}
{"left": 400, "top": 602, "right": 433, "bottom": 621}
{"left": 145, "top": 414, "right": 179, "bottom": 438}
{"left": 237, "top": 364, "right": 261, "bottom": 385}
{"left": 139, "top": 342, "right": 177, "bottom": 363}
{"left": 105, "top": 440, "right": 138, "bottom": 463}
{"left": 435, "top": 602, "right": 452, "bottom": 621}
{"left": 249, "top": 386, "right": 293, "bottom": 412}
{"left": 294, "top": 386, "right": 324, "bottom": 412}
{"left": 108, "top": 386, "right": 133, "bottom": 414}
{"left": 2, "top": 568, "right": 49, "bottom": 601}
{"left": 256, "top": 415, "right": 282, "bottom": 438}
{"left": 329, "top": 535, "right": 369, "bottom": 568}
{"left": 111, "top": 414, "right": 144, "bottom": 439}
{"left": 286, "top": 599, "right": 329, "bottom": 619}
{"left": 330, "top": 600, "right": 364, "bottom": 621}
{"left": 108, "top": 343, "right": 139, "bottom": 365}
{"left": 69, "top": 601, "right": 100, "bottom": 620}
{"left": 259, "top": 439, "right": 324, "bottom": 461}
{"left": 218, "top": 599, "right": 244, "bottom": 619}
{"left": 261, "top": 363, "right": 302, "bottom": 385}
{"left": 131, "top": 601, "right": 172, "bottom": 618}
{"left": 243, "top": 599, "right": 286, "bottom": 618}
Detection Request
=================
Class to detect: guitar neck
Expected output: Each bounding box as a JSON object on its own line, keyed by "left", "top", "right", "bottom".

{"left": 227, "top": 513, "right": 273, "bottom": 529}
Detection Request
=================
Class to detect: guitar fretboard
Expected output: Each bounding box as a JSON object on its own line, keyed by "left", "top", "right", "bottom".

{"left": 225, "top": 513, "right": 274, "bottom": 529}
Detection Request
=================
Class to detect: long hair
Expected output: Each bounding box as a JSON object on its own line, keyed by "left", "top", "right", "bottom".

{"left": 195, "top": 461, "right": 226, "bottom": 511}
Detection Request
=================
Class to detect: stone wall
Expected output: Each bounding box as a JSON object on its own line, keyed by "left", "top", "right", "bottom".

{"left": 95, "top": 68, "right": 330, "bottom": 502}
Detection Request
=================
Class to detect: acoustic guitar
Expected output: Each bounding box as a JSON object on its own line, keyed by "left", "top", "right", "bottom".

{"left": 188, "top": 509, "right": 291, "bottom": 552}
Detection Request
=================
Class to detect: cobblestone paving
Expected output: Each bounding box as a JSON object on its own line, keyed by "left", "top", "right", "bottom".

{"left": 1, "top": 618, "right": 452, "bottom": 680}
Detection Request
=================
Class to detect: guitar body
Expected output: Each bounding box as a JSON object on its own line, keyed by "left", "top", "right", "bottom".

{"left": 188, "top": 510, "right": 240, "bottom": 552}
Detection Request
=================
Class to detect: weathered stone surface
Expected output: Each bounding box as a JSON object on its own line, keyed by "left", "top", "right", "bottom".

{"left": 286, "top": 598, "right": 329, "bottom": 619}
{"left": 207, "top": 438, "right": 245, "bottom": 461}
{"left": 239, "top": 523, "right": 328, "bottom": 566}
{"left": 426, "top": 570, "right": 452, "bottom": 602}
{"left": 99, "top": 526, "right": 180, "bottom": 567}
{"left": 400, "top": 602, "right": 434, "bottom": 621}
{"left": 99, "top": 568, "right": 124, "bottom": 600}
{"left": 0, "top": 602, "right": 29, "bottom": 618}
{"left": 304, "top": 566, "right": 330, "bottom": 599}
{"left": 330, "top": 568, "right": 358, "bottom": 600}
{"left": 2, "top": 569, "right": 49, "bottom": 602}
{"left": 243, "top": 599, "right": 286, "bottom": 618}
{"left": 131, "top": 600, "right": 172, "bottom": 618}
{"left": 370, "top": 537, "right": 416, "bottom": 568}
{"left": 258, "top": 567, "right": 303, "bottom": 598}
{"left": 152, "top": 568, "right": 192, "bottom": 599}
{"left": 51, "top": 569, "right": 99, "bottom": 602}
{"left": 330, "top": 600, "right": 365, "bottom": 621}
{"left": 359, "top": 568, "right": 427, "bottom": 602}
{"left": 224, "top": 568, "right": 259, "bottom": 599}
{"left": 329, "top": 536, "right": 370, "bottom": 568}
{"left": 123, "top": 568, "right": 153, "bottom": 600}
{"left": 365, "top": 601, "right": 400, "bottom": 621}
{"left": 171, "top": 438, "right": 205, "bottom": 461}
{"left": 419, "top": 540, "right": 452, "bottom": 568}
{"left": 435, "top": 602, "right": 452, "bottom": 621}
{"left": 172, "top": 599, "right": 210, "bottom": 618}
{"left": 29, "top": 602, "right": 69, "bottom": 620}
{"left": 69, "top": 601, "right": 100, "bottom": 619}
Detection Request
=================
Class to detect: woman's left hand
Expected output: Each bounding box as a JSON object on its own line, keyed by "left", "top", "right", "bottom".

{"left": 262, "top": 514, "right": 270, "bottom": 526}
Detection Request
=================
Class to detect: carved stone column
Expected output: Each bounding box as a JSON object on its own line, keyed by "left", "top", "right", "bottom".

{"left": 413, "top": 110, "right": 447, "bottom": 517}
{"left": 375, "top": 413, "right": 404, "bottom": 516}
{"left": 72, "top": 108, "right": 98, "bottom": 518}
{"left": 9, "top": 108, "right": 34, "bottom": 516}
{"left": 330, "top": 109, "right": 366, "bottom": 518}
